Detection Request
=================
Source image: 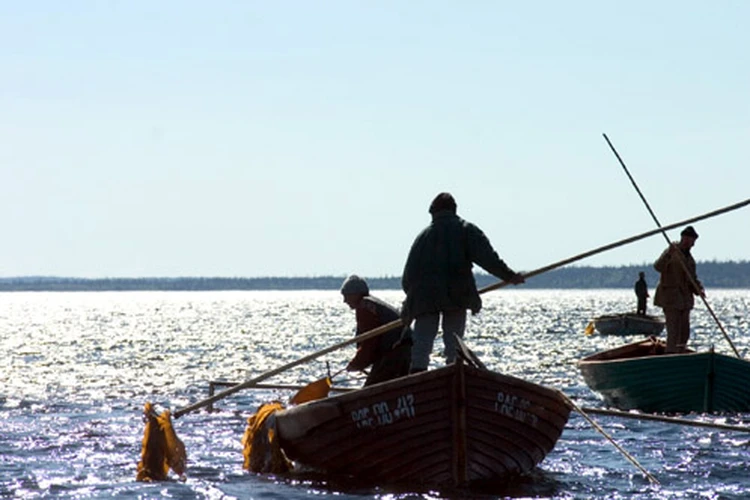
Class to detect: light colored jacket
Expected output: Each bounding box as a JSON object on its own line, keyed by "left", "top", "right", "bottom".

{"left": 653, "top": 244, "right": 701, "bottom": 310}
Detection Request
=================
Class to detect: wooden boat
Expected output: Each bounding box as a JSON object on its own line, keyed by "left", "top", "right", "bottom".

{"left": 592, "top": 312, "right": 665, "bottom": 336}
{"left": 273, "top": 350, "right": 571, "bottom": 489}
{"left": 578, "top": 336, "right": 750, "bottom": 413}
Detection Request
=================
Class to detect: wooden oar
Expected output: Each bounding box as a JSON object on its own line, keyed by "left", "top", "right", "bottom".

{"left": 562, "top": 393, "right": 660, "bottom": 484}
{"left": 173, "top": 198, "right": 750, "bottom": 419}
{"left": 173, "top": 323, "right": 401, "bottom": 418}
{"left": 204, "top": 379, "right": 356, "bottom": 411}
{"left": 480, "top": 197, "right": 750, "bottom": 294}
{"left": 603, "top": 133, "right": 741, "bottom": 358}
{"left": 209, "top": 381, "right": 356, "bottom": 393}
{"left": 580, "top": 406, "right": 750, "bottom": 433}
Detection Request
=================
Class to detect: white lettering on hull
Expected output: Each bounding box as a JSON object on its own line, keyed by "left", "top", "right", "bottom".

{"left": 495, "top": 391, "right": 539, "bottom": 427}
{"left": 351, "top": 394, "right": 416, "bottom": 429}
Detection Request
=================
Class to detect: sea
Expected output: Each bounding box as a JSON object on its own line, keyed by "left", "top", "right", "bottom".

{"left": 2, "top": 289, "right": 750, "bottom": 500}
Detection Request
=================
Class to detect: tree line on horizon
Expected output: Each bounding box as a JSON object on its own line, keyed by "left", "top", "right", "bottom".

{"left": 1, "top": 261, "right": 749, "bottom": 291}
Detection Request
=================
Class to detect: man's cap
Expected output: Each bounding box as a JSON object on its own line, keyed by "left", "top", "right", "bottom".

{"left": 340, "top": 274, "right": 369, "bottom": 295}
{"left": 681, "top": 226, "right": 699, "bottom": 239}
{"left": 429, "top": 192, "right": 457, "bottom": 214}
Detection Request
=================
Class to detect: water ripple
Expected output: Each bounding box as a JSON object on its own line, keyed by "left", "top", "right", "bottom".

{"left": 2, "top": 289, "right": 750, "bottom": 498}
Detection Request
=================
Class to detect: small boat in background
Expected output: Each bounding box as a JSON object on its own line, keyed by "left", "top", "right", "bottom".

{"left": 588, "top": 312, "right": 665, "bottom": 336}
{"left": 272, "top": 350, "right": 571, "bottom": 489}
{"left": 578, "top": 336, "right": 750, "bottom": 413}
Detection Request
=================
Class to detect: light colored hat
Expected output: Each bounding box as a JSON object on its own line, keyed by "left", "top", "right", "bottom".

{"left": 340, "top": 274, "right": 369, "bottom": 295}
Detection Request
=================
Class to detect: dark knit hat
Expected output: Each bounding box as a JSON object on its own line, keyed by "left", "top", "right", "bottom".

{"left": 340, "top": 275, "right": 369, "bottom": 295}
{"left": 680, "top": 226, "right": 699, "bottom": 239}
{"left": 428, "top": 192, "right": 457, "bottom": 214}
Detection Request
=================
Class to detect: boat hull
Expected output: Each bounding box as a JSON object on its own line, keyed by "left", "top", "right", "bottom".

{"left": 593, "top": 313, "right": 665, "bottom": 336}
{"left": 274, "top": 360, "right": 570, "bottom": 488}
{"left": 578, "top": 337, "right": 750, "bottom": 412}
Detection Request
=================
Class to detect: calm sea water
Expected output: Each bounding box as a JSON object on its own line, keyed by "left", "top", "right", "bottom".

{"left": 2, "top": 289, "right": 750, "bottom": 499}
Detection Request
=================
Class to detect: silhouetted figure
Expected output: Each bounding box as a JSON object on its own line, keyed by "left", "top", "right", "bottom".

{"left": 401, "top": 192, "right": 525, "bottom": 373}
{"left": 634, "top": 271, "right": 649, "bottom": 315}
{"left": 340, "top": 275, "right": 411, "bottom": 386}
{"left": 654, "top": 226, "right": 705, "bottom": 353}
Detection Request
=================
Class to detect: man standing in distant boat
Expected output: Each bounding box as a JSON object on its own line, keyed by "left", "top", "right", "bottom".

{"left": 654, "top": 225, "right": 705, "bottom": 353}
{"left": 634, "top": 271, "right": 649, "bottom": 315}
{"left": 340, "top": 275, "right": 411, "bottom": 386}
{"left": 401, "top": 192, "right": 525, "bottom": 373}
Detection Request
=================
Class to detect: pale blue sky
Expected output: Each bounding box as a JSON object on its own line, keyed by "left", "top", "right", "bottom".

{"left": 2, "top": 1, "right": 748, "bottom": 278}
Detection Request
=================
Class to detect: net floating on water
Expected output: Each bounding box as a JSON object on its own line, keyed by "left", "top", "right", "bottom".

{"left": 136, "top": 402, "right": 187, "bottom": 481}
{"left": 241, "top": 401, "right": 292, "bottom": 474}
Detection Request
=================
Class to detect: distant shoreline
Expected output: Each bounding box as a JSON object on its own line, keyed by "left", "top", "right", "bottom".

{"left": 2, "top": 261, "right": 749, "bottom": 291}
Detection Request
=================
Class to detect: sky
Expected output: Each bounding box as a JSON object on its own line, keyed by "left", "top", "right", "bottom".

{"left": 1, "top": 1, "right": 748, "bottom": 279}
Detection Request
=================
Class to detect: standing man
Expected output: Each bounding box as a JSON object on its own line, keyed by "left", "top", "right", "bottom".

{"left": 340, "top": 275, "right": 411, "bottom": 386}
{"left": 634, "top": 271, "right": 649, "bottom": 315}
{"left": 653, "top": 225, "right": 705, "bottom": 353}
{"left": 401, "top": 192, "right": 525, "bottom": 373}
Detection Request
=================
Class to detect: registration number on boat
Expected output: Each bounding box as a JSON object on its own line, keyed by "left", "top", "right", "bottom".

{"left": 351, "top": 394, "right": 416, "bottom": 429}
{"left": 495, "top": 391, "right": 539, "bottom": 427}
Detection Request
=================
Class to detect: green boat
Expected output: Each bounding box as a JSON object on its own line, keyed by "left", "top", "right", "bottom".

{"left": 578, "top": 337, "right": 750, "bottom": 413}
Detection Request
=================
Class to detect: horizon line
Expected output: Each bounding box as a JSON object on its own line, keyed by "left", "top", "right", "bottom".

{"left": 2, "top": 259, "right": 749, "bottom": 281}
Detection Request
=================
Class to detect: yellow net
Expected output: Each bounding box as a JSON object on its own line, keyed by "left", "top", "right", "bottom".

{"left": 136, "top": 402, "right": 187, "bottom": 481}
{"left": 241, "top": 401, "right": 292, "bottom": 474}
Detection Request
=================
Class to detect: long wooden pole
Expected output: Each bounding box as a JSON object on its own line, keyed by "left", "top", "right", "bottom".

{"left": 580, "top": 406, "right": 750, "bottom": 434}
{"left": 602, "top": 133, "right": 741, "bottom": 358}
{"left": 209, "top": 381, "right": 356, "bottom": 393}
{"left": 480, "top": 197, "right": 750, "bottom": 294}
{"left": 173, "top": 198, "right": 750, "bottom": 418}
{"left": 173, "top": 328, "right": 391, "bottom": 418}
{"left": 562, "top": 393, "right": 659, "bottom": 484}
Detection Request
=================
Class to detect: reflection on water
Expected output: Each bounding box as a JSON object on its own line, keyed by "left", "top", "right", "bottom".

{"left": 1, "top": 289, "right": 750, "bottom": 499}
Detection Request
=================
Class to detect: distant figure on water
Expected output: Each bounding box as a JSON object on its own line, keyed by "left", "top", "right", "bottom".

{"left": 340, "top": 275, "right": 411, "bottom": 386}
{"left": 654, "top": 225, "right": 705, "bottom": 353}
{"left": 401, "top": 192, "right": 525, "bottom": 373}
{"left": 634, "top": 271, "right": 649, "bottom": 315}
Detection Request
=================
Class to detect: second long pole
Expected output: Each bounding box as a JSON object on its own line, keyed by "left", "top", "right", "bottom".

{"left": 602, "top": 133, "right": 741, "bottom": 358}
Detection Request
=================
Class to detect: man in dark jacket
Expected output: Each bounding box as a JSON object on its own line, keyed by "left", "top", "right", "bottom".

{"left": 634, "top": 271, "right": 649, "bottom": 315}
{"left": 340, "top": 275, "right": 411, "bottom": 386}
{"left": 401, "top": 193, "right": 525, "bottom": 373}
{"left": 654, "top": 225, "right": 704, "bottom": 353}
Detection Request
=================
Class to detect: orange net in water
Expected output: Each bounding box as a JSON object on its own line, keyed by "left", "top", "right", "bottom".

{"left": 241, "top": 401, "right": 292, "bottom": 474}
{"left": 136, "top": 402, "right": 187, "bottom": 481}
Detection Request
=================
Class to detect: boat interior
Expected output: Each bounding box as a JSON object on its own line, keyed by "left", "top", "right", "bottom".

{"left": 583, "top": 336, "right": 696, "bottom": 361}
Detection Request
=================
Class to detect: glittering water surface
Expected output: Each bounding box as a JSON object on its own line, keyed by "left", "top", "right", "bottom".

{"left": 2, "top": 289, "right": 750, "bottom": 499}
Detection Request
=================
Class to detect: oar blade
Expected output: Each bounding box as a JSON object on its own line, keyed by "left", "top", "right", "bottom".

{"left": 584, "top": 321, "right": 595, "bottom": 336}
{"left": 289, "top": 377, "right": 332, "bottom": 405}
